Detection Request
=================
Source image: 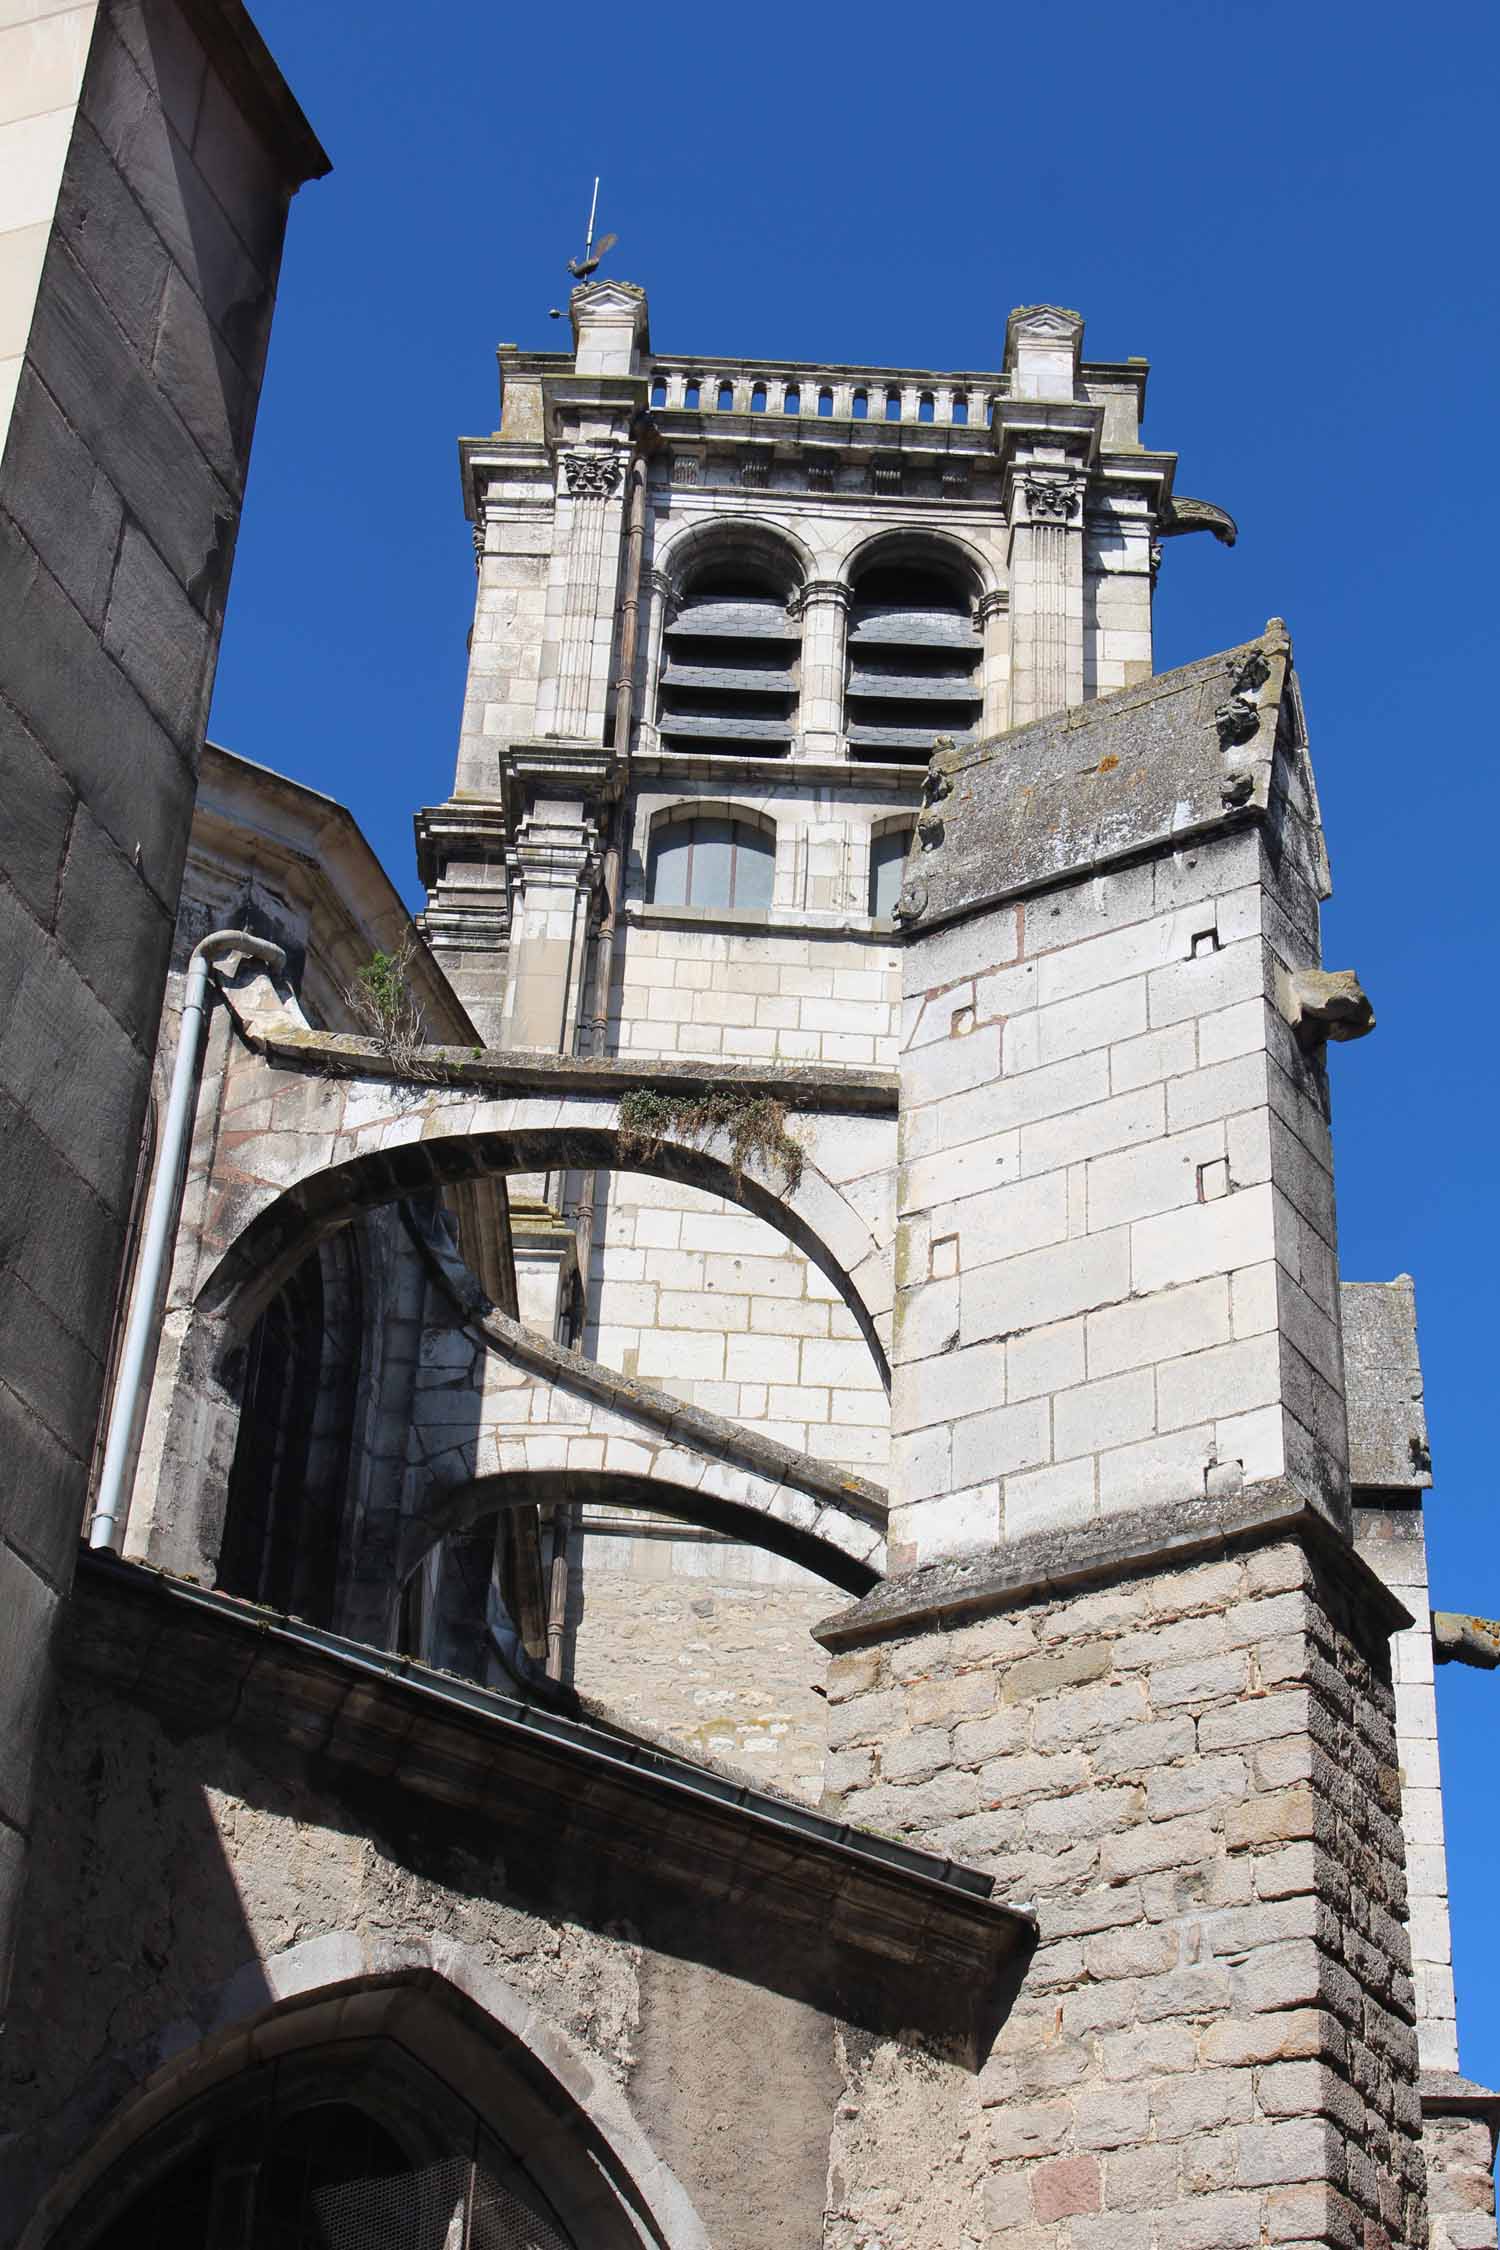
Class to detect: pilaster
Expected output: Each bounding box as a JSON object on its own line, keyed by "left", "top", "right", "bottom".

{"left": 495, "top": 747, "right": 618, "bottom": 1054}
{"left": 792, "top": 577, "right": 851, "bottom": 758}
{"left": 978, "top": 588, "right": 1010, "bottom": 736}
{"left": 537, "top": 443, "right": 631, "bottom": 743}
{"left": 995, "top": 308, "right": 1099, "bottom": 723}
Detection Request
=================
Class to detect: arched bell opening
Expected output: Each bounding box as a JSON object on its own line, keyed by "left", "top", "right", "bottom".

{"left": 843, "top": 537, "right": 987, "bottom": 765}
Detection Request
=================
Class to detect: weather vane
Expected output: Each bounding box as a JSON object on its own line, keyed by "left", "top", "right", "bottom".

{"left": 549, "top": 179, "right": 618, "bottom": 318}
{"left": 569, "top": 177, "right": 617, "bottom": 281}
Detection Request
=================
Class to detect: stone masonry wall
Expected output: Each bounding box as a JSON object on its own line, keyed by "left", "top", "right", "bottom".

{"left": 821, "top": 1536, "right": 1425, "bottom": 2249}
{"left": 585, "top": 1172, "right": 889, "bottom": 1474}
{"left": 1425, "top": 2113, "right": 1499, "bottom": 2250}
{"left": 608, "top": 916, "right": 901, "bottom": 1069}
{"left": 570, "top": 1520, "right": 835, "bottom": 1805}
{"left": 0, "top": 1672, "right": 849, "bottom": 2250}
{"left": 892, "top": 820, "right": 1346, "bottom": 1567}
{"left": 0, "top": 0, "right": 318, "bottom": 1999}
{"left": 1355, "top": 1500, "right": 1459, "bottom": 2074}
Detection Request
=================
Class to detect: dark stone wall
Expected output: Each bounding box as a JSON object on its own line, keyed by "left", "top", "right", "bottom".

{"left": 0, "top": 0, "right": 323, "bottom": 2001}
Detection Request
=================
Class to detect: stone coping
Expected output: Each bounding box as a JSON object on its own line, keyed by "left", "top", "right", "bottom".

{"left": 1420, "top": 2071, "right": 1500, "bottom": 2124}
{"left": 814, "top": 1483, "right": 1414, "bottom": 1651}
{"left": 898, "top": 623, "right": 1297, "bottom": 934}
{"left": 185, "top": 0, "right": 330, "bottom": 183}
{"left": 472, "top": 1305, "right": 888, "bottom": 1536}
{"left": 249, "top": 1029, "right": 899, "bottom": 1113}
{"left": 65, "top": 1553, "right": 1033, "bottom": 1982}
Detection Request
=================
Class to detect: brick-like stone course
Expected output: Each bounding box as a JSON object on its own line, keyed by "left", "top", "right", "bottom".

{"left": 822, "top": 1536, "right": 1426, "bottom": 2247}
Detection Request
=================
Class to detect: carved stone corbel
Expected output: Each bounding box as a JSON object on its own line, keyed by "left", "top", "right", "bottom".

{"left": 1278, "top": 966, "right": 1376, "bottom": 1051}
{"left": 1433, "top": 1614, "right": 1500, "bottom": 1669}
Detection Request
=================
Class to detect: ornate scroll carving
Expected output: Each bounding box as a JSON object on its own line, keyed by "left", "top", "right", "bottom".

{"left": 1023, "top": 475, "right": 1082, "bottom": 521}
{"left": 563, "top": 448, "right": 624, "bottom": 499}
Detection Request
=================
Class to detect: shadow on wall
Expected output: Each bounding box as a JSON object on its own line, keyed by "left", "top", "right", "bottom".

{"left": 1, "top": 1655, "right": 1028, "bottom": 2250}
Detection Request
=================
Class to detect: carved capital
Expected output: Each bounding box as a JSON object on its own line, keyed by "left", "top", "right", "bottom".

{"left": 1022, "top": 473, "right": 1084, "bottom": 522}
{"left": 977, "top": 588, "right": 1008, "bottom": 626}
{"left": 787, "top": 577, "right": 851, "bottom": 620}
{"left": 563, "top": 447, "right": 625, "bottom": 500}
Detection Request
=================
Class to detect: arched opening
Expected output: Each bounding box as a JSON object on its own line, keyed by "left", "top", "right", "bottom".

{"left": 715, "top": 379, "right": 734, "bottom": 410}
{"left": 918, "top": 391, "right": 935, "bottom": 424}
{"left": 91, "top": 2101, "right": 427, "bottom": 2250}
{"left": 657, "top": 535, "right": 802, "bottom": 758}
{"left": 650, "top": 375, "right": 667, "bottom": 408}
{"left": 41, "top": 1984, "right": 683, "bottom": 2250}
{"left": 683, "top": 376, "right": 700, "bottom": 409}
{"left": 199, "top": 1116, "right": 892, "bottom": 1405}
{"left": 783, "top": 384, "right": 800, "bottom": 414}
{"left": 217, "top": 1231, "right": 358, "bottom": 1627}
{"left": 884, "top": 389, "right": 901, "bottom": 422}
{"left": 851, "top": 389, "right": 868, "bottom": 420}
{"left": 749, "top": 381, "right": 767, "bottom": 412}
{"left": 844, "top": 542, "right": 983, "bottom": 764}
{"left": 951, "top": 391, "right": 969, "bottom": 426}
{"left": 645, "top": 808, "right": 776, "bottom": 910}
{"left": 399, "top": 1470, "right": 876, "bottom": 1804}
{"left": 817, "top": 387, "right": 833, "bottom": 417}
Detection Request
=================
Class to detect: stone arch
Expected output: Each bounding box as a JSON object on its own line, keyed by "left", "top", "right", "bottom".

{"left": 196, "top": 1101, "right": 894, "bottom": 1385}
{"left": 399, "top": 1466, "right": 884, "bottom": 1597}
{"left": 836, "top": 521, "right": 997, "bottom": 604}
{"left": 653, "top": 510, "right": 816, "bottom": 604}
{"left": 19, "top": 1941, "right": 709, "bottom": 2250}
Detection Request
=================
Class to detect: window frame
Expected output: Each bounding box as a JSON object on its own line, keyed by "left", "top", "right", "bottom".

{"left": 867, "top": 823, "right": 915, "bottom": 920}
{"left": 646, "top": 813, "right": 777, "bottom": 912}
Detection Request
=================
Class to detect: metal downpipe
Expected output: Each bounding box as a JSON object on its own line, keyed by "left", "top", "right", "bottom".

{"left": 88, "top": 929, "right": 287, "bottom": 1554}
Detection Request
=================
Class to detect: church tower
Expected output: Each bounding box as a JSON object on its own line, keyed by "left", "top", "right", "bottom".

{"left": 416, "top": 280, "right": 1229, "bottom": 1048}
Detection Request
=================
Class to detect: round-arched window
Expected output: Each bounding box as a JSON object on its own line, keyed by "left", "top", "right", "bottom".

{"left": 647, "top": 815, "right": 775, "bottom": 910}
{"left": 844, "top": 551, "right": 982, "bottom": 764}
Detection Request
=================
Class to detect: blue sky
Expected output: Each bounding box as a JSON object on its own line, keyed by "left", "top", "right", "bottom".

{"left": 216, "top": 0, "right": 1500, "bottom": 2083}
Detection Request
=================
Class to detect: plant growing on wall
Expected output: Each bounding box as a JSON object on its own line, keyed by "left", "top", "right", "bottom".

{"left": 616, "top": 1086, "right": 805, "bottom": 1195}
{"left": 343, "top": 937, "right": 436, "bottom": 1079}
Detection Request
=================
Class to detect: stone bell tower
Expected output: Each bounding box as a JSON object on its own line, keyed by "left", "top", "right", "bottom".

{"left": 415, "top": 284, "right": 1232, "bottom": 1051}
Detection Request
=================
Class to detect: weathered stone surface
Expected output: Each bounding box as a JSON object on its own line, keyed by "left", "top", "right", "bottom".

{"left": 1343, "top": 1275, "right": 1433, "bottom": 1489}
{"left": 897, "top": 625, "right": 1306, "bottom": 932}
{"left": 822, "top": 1533, "right": 1426, "bottom": 2248}
{"left": 0, "top": 0, "right": 326, "bottom": 2014}
{"left": 1281, "top": 965, "right": 1376, "bottom": 1048}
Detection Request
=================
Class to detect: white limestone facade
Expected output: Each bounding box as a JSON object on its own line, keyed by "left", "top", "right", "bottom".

{"left": 414, "top": 280, "right": 1221, "bottom": 1691}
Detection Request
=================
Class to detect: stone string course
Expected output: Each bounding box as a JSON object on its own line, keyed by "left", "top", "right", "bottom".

{"left": 822, "top": 1536, "right": 1425, "bottom": 2250}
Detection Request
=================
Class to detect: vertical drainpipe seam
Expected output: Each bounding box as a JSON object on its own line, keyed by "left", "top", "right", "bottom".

{"left": 88, "top": 930, "right": 288, "bottom": 1554}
